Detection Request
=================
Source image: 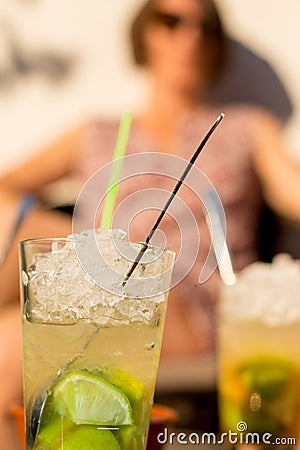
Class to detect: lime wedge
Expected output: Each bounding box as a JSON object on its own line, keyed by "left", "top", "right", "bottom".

{"left": 38, "top": 412, "right": 73, "bottom": 445}
{"left": 238, "top": 357, "right": 294, "bottom": 400}
{"left": 105, "top": 370, "right": 145, "bottom": 405}
{"left": 114, "top": 425, "right": 134, "bottom": 448}
{"left": 57, "top": 425, "right": 120, "bottom": 450}
{"left": 52, "top": 371, "right": 133, "bottom": 426}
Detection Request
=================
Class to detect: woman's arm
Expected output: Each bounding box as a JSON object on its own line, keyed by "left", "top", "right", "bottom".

{"left": 253, "top": 112, "right": 300, "bottom": 222}
{"left": 0, "top": 124, "right": 88, "bottom": 195}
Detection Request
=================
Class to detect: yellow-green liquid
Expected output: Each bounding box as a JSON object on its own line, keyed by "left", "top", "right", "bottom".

{"left": 23, "top": 303, "right": 166, "bottom": 450}
{"left": 218, "top": 318, "right": 300, "bottom": 441}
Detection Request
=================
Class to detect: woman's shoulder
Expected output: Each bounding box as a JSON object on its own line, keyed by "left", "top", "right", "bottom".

{"left": 205, "top": 102, "right": 281, "bottom": 132}
{"left": 74, "top": 117, "right": 121, "bottom": 180}
{"left": 181, "top": 103, "right": 268, "bottom": 148}
{"left": 197, "top": 102, "right": 274, "bottom": 125}
{"left": 189, "top": 103, "right": 281, "bottom": 151}
{"left": 86, "top": 117, "right": 121, "bottom": 136}
{"left": 82, "top": 117, "right": 123, "bottom": 153}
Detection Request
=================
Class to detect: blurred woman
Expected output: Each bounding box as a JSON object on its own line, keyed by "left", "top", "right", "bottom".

{"left": 3, "top": 0, "right": 299, "bottom": 346}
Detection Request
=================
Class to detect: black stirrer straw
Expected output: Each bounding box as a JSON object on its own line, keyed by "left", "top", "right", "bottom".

{"left": 122, "top": 113, "right": 225, "bottom": 287}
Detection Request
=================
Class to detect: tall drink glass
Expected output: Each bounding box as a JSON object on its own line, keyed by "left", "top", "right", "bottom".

{"left": 217, "top": 256, "right": 300, "bottom": 448}
{"left": 20, "top": 229, "right": 175, "bottom": 450}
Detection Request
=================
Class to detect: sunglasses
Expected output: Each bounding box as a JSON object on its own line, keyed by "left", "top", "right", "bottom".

{"left": 151, "top": 10, "right": 214, "bottom": 34}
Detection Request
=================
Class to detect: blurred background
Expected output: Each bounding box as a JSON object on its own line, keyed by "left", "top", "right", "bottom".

{"left": 1, "top": 1, "right": 300, "bottom": 440}
{"left": 0, "top": 0, "right": 300, "bottom": 173}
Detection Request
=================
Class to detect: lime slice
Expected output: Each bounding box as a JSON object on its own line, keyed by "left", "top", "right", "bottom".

{"left": 57, "top": 425, "right": 120, "bottom": 450}
{"left": 114, "top": 425, "right": 134, "bottom": 448}
{"left": 38, "top": 412, "right": 73, "bottom": 445}
{"left": 52, "top": 371, "right": 133, "bottom": 426}
{"left": 105, "top": 370, "right": 145, "bottom": 405}
{"left": 238, "top": 357, "right": 294, "bottom": 400}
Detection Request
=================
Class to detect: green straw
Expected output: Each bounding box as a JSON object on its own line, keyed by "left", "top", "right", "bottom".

{"left": 100, "top": 112, "right": 132, "bottom": 229}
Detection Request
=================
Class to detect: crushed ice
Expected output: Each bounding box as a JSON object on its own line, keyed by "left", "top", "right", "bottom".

{"left": 25, "top": 228, "right": 170, "bottom": 325}
{"left": 221, "top": 254, "right": 300, "bottom": 326}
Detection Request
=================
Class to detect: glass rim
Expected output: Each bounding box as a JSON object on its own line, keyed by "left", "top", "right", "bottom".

{"left": 19, "top": 236, "right": 175, "bottom": 257}
{"left": 19, "top": 236, "right": 71, "bottom": 248}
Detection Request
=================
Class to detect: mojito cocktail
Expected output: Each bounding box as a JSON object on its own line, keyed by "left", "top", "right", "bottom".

{"left": 20, "top": 229, "right": 174, "bottom": 449}
{"left": 218, "top": 256, "right": 300, "bottom": 445}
